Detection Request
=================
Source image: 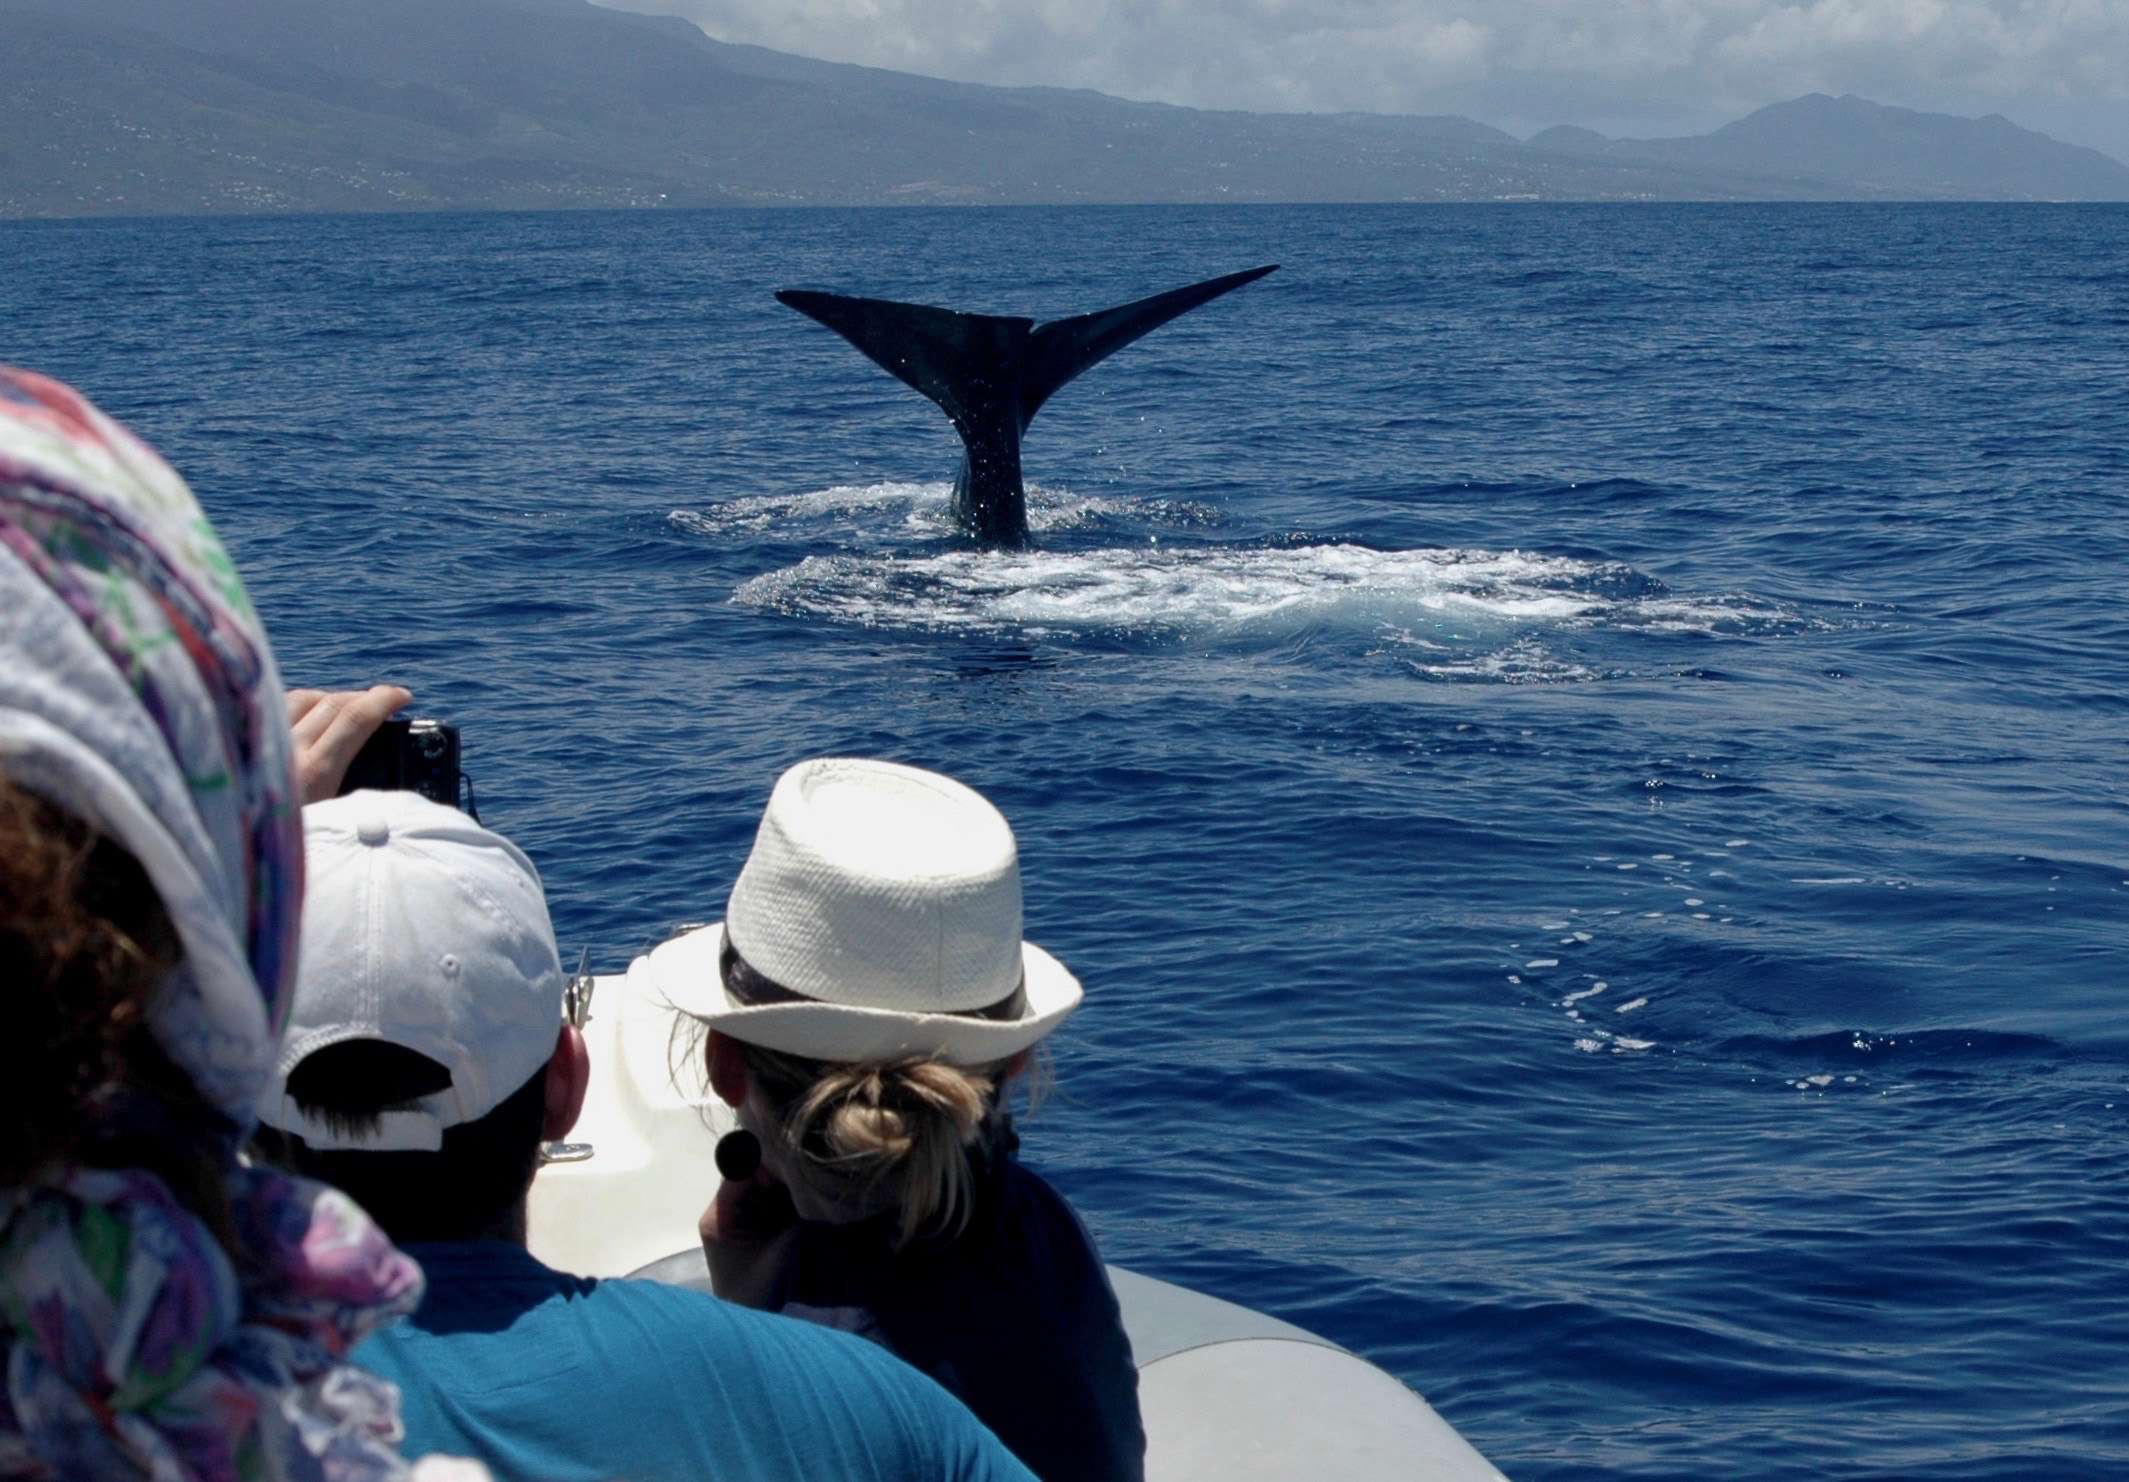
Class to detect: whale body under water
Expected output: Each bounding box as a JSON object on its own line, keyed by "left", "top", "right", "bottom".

{"left": 775, "top": 265, "right": 1278, "bottom": 548}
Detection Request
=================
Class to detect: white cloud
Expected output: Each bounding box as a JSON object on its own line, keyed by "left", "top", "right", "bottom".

{"left": 602, "top": 0, "right": 2129, "bottom": 155}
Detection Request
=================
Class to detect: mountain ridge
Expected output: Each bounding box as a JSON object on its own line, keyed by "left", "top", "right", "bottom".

{"left": 3, "top": 0, "right": 2123, "bottom": 216}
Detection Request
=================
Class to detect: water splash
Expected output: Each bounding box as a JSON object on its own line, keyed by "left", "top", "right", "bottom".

{"left": 669, "top": 480, "right": 1217, "bottom": 541}
{"left": 726, "top": 538, "right": 1798, "bottom": 650}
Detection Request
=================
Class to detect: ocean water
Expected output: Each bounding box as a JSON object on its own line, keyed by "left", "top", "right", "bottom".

{"left": 5, "top": 202, "right": 2126, "bottom": 1479}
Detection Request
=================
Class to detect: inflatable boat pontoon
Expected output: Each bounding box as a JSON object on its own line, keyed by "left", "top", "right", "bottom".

{"left": 526, "top": 949, "right": 1505, "bottom": 1481}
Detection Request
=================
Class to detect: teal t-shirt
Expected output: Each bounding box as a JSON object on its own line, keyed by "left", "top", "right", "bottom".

{"left": 356, "top": 1242, "right": 1035, "bottom": 1482}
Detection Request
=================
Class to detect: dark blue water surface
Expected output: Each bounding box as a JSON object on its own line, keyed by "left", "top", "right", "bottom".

{"left": 6, "top": 203, "right": 2126, "bottom": 1479}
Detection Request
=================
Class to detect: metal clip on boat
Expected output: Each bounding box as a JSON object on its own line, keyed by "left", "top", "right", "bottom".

{"left": 542, "top": 949, "right": 598, "bottom": 1164}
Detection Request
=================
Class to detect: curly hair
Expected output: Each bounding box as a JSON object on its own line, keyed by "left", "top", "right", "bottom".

{"left": 0, "top": 775, "right": 229, "bottom": 1241}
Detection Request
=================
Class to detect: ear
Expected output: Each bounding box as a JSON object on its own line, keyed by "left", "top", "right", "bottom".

{"left": 706, "top": 1030, "right": 750, "bottom": 1109}
{"left": 542, "top": 1024, "right": 591, "bottom": 1141}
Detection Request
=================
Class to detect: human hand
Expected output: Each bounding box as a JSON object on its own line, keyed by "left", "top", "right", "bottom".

{"left": 699, "top": 1165, "right": 801, "bottom": 1310}
{"left": 286, "top": 685, "right": 412, "bottom": 804}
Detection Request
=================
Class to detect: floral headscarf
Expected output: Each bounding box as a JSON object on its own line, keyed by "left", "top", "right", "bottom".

{"left": 0, "top": 369, "right": 435, "bottom": 1481}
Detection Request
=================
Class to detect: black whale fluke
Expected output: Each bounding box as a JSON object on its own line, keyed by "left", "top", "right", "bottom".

{"left": 775, "top": 264, "right": 1278, "bottom": 547}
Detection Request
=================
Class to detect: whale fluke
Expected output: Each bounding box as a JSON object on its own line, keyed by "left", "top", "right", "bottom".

{"left": 775, "top": 264, "right": 1278, "bottom": 547}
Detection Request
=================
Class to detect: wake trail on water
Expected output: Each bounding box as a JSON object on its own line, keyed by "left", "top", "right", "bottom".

{"left": 671, "top": 482, "right": 1815, "bottom": 676}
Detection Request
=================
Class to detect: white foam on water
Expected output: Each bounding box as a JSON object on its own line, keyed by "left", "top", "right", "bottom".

{"left": 1616, "top": 997, "right": 1650, "bottom": 1014}
{"left": 1394, "top": 633, "right": 1602, "bottom": 683}
{"left": 1525, "top": 958, "right": 1561, "bottom": 969}
{"left": 1625, "top": 596, "right": 1792, "bottom": 633}
{"left": 671, "top": 481, "right": 949, "bottom": 537}
{"left": 673, "top": 481, "right": 1211, "bottom": 542}
{"left": 1561, "top": 984, "right": 1608, "bottom": 1005}
{"left": 726, "top": 533, "right": 1802, "bottom": 653}
{"left": 1026, "top": 487, "right": 1215, "bottom": 534}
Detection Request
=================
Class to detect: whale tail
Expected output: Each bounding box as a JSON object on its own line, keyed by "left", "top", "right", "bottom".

{"left": 775, "top": 264, "right": 1278, "bottom": 546}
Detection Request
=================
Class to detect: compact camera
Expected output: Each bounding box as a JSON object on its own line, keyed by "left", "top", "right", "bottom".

{"left": 336, "top": 717, "right": 476, "bottom": 817}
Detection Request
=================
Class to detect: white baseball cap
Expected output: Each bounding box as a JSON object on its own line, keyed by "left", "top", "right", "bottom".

{"left": 254, "top": 790, "right": 565, "bottom": 1152}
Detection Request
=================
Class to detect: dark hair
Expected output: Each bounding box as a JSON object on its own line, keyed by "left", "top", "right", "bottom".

{"left": 0, "top": 775, "right": 234, "bottom": 1245}
{"left": 250, "top": 1039, "right": 549, "bottom": 1243}
{"left": 284, "top": 1040, "right": 453, "bottom": 1141}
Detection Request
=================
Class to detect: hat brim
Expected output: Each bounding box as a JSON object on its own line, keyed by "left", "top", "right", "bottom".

{"left": 645, "top": 923, "right": 1082, "bottom": 1066}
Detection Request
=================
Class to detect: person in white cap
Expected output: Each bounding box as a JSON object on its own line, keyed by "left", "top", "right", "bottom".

{"left": 254, "top": 788, "right": 1038, "bottom": 1482}
{"left": 655, "top": 758, "right": 1144, "bottom": 1482}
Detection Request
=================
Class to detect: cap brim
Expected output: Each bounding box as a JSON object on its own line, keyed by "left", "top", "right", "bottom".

{"left": 644, "top": 923, "right": 1081, "bottom": 1066}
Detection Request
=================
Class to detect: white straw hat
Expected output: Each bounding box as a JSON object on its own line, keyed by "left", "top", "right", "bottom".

{"left": 649, "top": 758, "right": 1082, "bottom": 1065}
{"left": 255, "top": 790, "right": 566, "bottom": 1152}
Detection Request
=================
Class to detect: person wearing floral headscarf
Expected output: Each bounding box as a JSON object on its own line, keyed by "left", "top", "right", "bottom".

{"left": 0, "top": 367, "right": 472, "bottom": 1482}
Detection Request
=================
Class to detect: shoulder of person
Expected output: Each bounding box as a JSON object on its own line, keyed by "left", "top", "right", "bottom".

{"left": 998, "top": 1161, "right": 1112, "bottom": 1265}
{"left": 594, "top": 1276, "right": 1037, "bottom": 1481}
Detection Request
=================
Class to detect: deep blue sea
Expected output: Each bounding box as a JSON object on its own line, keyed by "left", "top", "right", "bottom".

{"left": 5, "top": 202, "right": 2126, "bottom": 1479}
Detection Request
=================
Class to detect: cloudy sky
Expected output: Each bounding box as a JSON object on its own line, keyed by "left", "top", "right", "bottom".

{"left": 602, "top": 0, "right": 2129, "bottom": 161}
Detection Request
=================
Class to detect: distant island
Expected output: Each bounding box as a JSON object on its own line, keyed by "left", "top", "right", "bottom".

{"left": 4, "top": 0, "right": 2126, "bottom": 217}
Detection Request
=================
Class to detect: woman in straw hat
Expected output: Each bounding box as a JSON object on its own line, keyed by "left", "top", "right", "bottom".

{"left": 655, "top": 758, "right": 1144, "bottom": 1482}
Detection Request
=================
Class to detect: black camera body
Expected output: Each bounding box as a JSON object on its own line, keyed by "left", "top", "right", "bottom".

{"left": 337, "top": 718, "right": 469, "bottom": 813}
